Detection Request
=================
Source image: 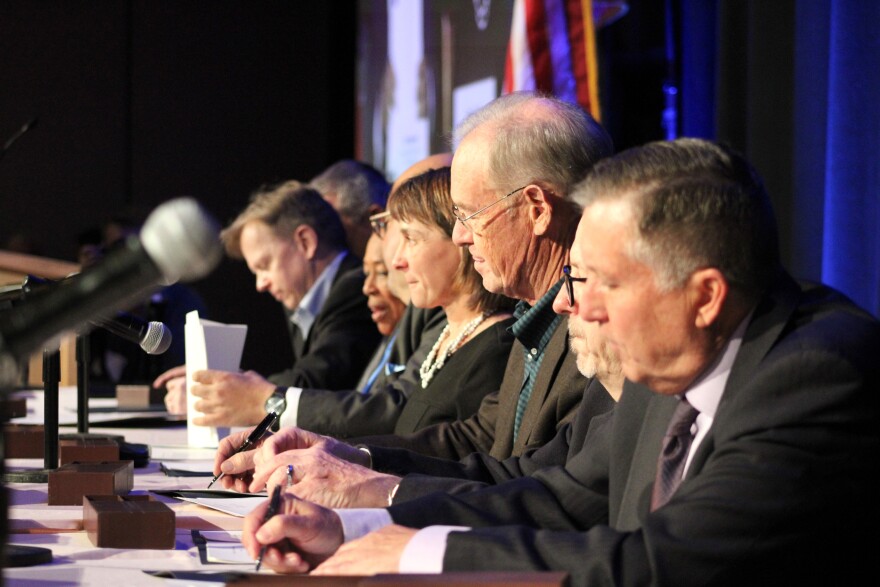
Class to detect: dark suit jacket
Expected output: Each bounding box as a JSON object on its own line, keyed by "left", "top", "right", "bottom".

{"left": 296, "top": 318, "right": 515, "bottom": 438}
{"left": 360, "top": 305, "right": 447, "bottom": 394}
{"left": 267, "top": 253, "right": 381, "bottom": 390}
{"left": 388, "top": 274, "right": 880, "bottom": 585}
{"left": 353, "top": 317, "right": 587, "bottom": 463}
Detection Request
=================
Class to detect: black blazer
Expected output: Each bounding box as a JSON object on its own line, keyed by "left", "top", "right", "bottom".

{"left": 267, "top": 253, "right": 381, "bottom": 391}
{"left": 296, "top": 317, "right": 515, "bottom": 438}
{"left": 354, "top": 317, "right": 588, "bottom": 463}
{"left": 388, "top": 274, "right": 880, "bottom": 586}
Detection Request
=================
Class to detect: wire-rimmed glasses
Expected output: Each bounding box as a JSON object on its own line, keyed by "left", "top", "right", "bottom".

{"left": 452, "top": 185, "right": 527, "bottom": 229}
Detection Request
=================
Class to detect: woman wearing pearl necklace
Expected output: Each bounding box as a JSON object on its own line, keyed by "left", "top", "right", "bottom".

{"left": 386, "top": 166, "right": 516, "bottom": 434}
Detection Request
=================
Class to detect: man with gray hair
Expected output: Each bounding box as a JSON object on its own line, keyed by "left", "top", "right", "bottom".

{"left": 242, "top": 138, "right": 879, "bottom": 585}
{"left": 212, "top": 91, "right": 618, "bottom": 501}
{"left": 310, "top": 160, "right": 390, "bottom": 259}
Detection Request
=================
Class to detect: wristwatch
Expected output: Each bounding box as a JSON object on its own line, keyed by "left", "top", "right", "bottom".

{"left": 264, "top": 386, "right": 288, "bottom": 430}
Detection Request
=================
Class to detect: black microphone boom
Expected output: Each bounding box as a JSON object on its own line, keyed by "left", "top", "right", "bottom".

{"left": 0, "top": 117, "right": 38, "bottom": 163}
{"left": 0, "top": 198, "right": 221, "bottom": 380}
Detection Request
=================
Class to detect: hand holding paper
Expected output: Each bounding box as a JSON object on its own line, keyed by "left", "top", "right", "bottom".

{"left": 185, "top": 311, "right": 248, "bottom": 447}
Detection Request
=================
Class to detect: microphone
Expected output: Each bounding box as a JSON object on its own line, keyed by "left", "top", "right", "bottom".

{"left": 0, "top": 117, "right": 38, "bottom": 163}
{"left": 92, "top": 313, "right": 173, "bottom": 355}
{"left": 0, "top": 276, "right": 172, "bottom": 354}
{"left": 0, "top": 197, "right": 222, "bottom": 377}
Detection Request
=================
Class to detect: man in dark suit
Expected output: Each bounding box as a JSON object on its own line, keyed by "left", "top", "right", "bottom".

{"left": 169, "top": 180, "right": 382, "bottom": 426}
{"left": 241, "top": 138, "right": 879, "bottom": 585}
{"left": 211, "top": 92, "right": 617, "bottom": 493}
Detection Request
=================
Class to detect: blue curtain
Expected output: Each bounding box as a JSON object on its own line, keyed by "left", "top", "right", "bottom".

{"left": 681, "top": 0, "right": 879, "bottom": 317}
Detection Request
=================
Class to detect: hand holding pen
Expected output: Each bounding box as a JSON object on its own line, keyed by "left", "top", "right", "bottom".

{"left": 208, "top": 410, "right": 279, "bottom": 489}
{"left": 255, "top": 484, "right": 283, "bottom": 571}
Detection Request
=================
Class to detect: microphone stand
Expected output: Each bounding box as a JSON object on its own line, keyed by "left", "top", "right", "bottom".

{"left": 3, "top": 345, "right": 61, "bottom": 483}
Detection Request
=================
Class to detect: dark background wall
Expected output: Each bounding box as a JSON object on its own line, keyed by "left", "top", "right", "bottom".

{"left": 0, "top": 1, "right": 357, "bottom": 375}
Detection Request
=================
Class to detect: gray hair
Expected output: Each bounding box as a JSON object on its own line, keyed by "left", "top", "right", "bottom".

{"left": 310, "top": 160, "right": 390, "bottom": 222}
{"left": 453, "top": 91, "right": 613, "bottom": 200}
{"left": 572, "top": 138, "right": 780, "bottom": 299}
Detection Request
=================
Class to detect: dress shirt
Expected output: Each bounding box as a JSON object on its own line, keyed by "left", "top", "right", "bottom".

{"left": 275, "top": 251, "right": 346, "bottom": 429}
{"left": 509, "top": 280, "right": 564, "bottom": 440}
{"left": 290, "top": 251, "right": 347, "bottom": 340}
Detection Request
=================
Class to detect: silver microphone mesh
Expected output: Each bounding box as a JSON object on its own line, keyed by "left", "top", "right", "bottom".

{"left": 141, "top": 321, "right": 172, "bottom": 355}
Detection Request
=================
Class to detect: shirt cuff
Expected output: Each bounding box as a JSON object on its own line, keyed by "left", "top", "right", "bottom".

{"left": 334, "top": 508, "right": 393, "bottom": 542}
{"left": 278, "top": 387, "right": 303, "bottom": 429}
{"left": 399, "top": 526, "right": 470, "bottom": 573}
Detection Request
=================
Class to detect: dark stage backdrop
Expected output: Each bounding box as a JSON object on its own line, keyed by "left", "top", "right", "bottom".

{"left": 0, "top": 1, "right": 359, "bottom": 376}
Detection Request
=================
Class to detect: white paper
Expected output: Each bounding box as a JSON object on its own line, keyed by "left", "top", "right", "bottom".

{"left": 178, "top": 495, "right": 267, "bottom": 518}
{"left": 184, "top": 310, "right": 248, "bottom": 448}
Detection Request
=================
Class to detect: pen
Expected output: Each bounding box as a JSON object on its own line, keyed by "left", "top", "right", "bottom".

{"left": 255, "top": 484, "right": 283, "bottom": 571}
{"left": 207, "top": 410, "right": 278, "bottom": 489}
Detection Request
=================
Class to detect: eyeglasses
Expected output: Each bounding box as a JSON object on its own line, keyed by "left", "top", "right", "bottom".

{"left": 452, "top": 185, "right": 527, "bottom": 229}
{"left": 369, "top": 211, "right": 391, "bottom": 238}
{"left": 562, "top": 265, "right": 588, "bottom": 307}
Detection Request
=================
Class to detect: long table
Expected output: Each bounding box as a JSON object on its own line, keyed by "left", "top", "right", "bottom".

{"left": 3, "top": 391, "right": 569, "bottom": 586}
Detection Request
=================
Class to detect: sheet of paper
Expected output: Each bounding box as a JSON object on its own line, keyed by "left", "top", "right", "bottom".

{"left": 184, "top": 311, "right": 247, "bottom": 448}
{"left": 150, "top": 445, "right": 219, "bottom": 461}
{"left": 177, "top": 495, "right": 266, "bottom": 517}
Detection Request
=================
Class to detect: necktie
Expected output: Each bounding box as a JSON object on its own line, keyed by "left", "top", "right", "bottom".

{"left": 650, "top": 397, "right": 700, "bottom": 511}
{"left": 360, "top": 332, "right": 397, "bottom": 395}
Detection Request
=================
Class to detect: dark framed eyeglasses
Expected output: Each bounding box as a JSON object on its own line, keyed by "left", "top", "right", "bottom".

{"left": 369, "top": 211, "right": 391, "bottom": 237}
{"left": 562, "top": 265, "right": 588, "bottom": 307}
{"left": 452, "top": 185, "right": 527, "bottom": 229}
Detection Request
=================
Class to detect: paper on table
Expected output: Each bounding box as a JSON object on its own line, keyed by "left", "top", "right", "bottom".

{"left": 176, "top": 495, "right": 266, "bottom": 517}
{"left": 184, "top": 311, "right": 248, "bottom": 448}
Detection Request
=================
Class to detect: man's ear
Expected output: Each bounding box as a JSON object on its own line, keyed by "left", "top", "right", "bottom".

{"left": 366, "top": 203, "right": 384, "bottom": 218}
{"left": 525, "top": 185, "right": 555, "bottom": 236}
{"left": 689, "top": 267, "right": 728, "bottom": 329}
{"left": 293, "top": 224, "right": 319, "bottom": 260}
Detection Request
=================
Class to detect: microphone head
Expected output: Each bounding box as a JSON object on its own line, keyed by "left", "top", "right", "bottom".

{"left": 140, "top": 197, "right": 223, "bottom": 284}
{"left": 141, "top": 321, "right": 173, "bottom": 355}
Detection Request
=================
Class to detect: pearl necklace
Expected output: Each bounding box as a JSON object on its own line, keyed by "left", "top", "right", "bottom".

{"left": 419, "top": 311, "right": 493, "bottom": 389}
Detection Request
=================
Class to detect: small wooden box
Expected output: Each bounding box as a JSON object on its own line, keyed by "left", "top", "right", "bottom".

{"left": 1, "top": 397, "right": 28, "bottom": 420}
{"left": 2, "top": 424, "right": 44, "bottom": 459}
{"left": 47, "top": 461, "right": 133, "bottom": 505}
{"left": 59, "top": 437, "right": 120, "bottom": 465}
{"left": 116, "top": 385, "right": 165, "bottom": 409}
{"left": 83, "top": 495, "right": 175, "bottom": 549}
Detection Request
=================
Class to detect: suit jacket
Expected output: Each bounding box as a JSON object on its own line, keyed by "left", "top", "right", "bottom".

{"left": 296, "top": 318, "right": 514, "bottom": 438}
{"left": 353, "top": 317, "right": 588, "bottom": 463}
{"left": 360, "top": 305, "right": 447, "bottom": 394}
{"left": 388, "top": 274, "right": 880, "bottom": 586}
{"left": 267, "top": 253, "right": 381, "bottom": 390}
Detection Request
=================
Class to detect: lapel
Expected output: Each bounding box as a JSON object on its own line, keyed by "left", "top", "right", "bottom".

{"left": 614, "top": 273, "right": 801, "bottom": 530}
{"left": 491, "top": 346, "right": 527, "bottom": 459}
{"left": 686, "top": 273, "right": 800, "bottom": 475}
{"left": 613, "top": 385, "right": 677, "bottom": 530}
{"left": 513, "top": 319, "right": 569, "bottom": 451}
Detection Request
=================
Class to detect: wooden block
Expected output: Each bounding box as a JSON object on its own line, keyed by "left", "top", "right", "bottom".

{"left": 116, "top": 385, "right": 164, "bottom": 409}
{"left": 59, "top": 437, "right": 120, "bottom": 465}
{"left": 1, "top": 397, "right": 28, "bottom": 420}
{"left": 2, "top": 424, "right": 44, "bottom": 458}
{"left": 83, "top": 495, "right": 175, "bottom": 549}
{"left": 47, "top": 461, "right": 133, "bottom": 505}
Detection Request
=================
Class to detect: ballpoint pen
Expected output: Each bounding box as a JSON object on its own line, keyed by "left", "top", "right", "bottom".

{"left": 206, "top": 410, "right": 279, "bottom": 489}
{"left": 255, "top": 484, "right": 283, "bottom": 571}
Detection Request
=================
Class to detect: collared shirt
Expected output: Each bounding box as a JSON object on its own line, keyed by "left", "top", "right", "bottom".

{"left": 276, "top": 251, "right": 346, "bottom": 429}
{"left": 510, "top": 279, "right": 564, "bottom": 440}
{"left": 289, "top": 251, "right": 347, "bottom": 341}
{"left": 681, "top": 310, "right": 751, "bottom": 475}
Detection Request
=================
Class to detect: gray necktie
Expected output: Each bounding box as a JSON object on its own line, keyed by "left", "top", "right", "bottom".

{"left": 650, "top": 397, "right": 700, "bottom": 511}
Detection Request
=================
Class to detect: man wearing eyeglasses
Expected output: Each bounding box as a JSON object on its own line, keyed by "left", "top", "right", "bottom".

{"left": 213, "top": 92, "right": 620, "bottom": 502}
